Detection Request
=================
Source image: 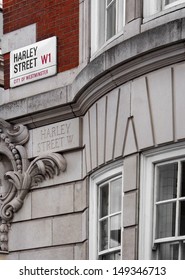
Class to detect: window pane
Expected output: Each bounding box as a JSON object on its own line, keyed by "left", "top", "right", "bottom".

{"left": 107, "top": 0, "right": 113, "bottom": 5}
{"left": 165, "top": 0, "right": 185, "bottom": 5}
{"left": 180, "top": 201, "right": 185, "bottom": 235}
{"left": 110, "top": 214, "right": 121, "bottom": 248}
{"left": 106, "top": 1, "right": 116, "bottom": 40}
{"left": 99, "top": 219, "right": 108, "bottom": 251}
{"left": 165, "top": 0, "right": 178, "bottom": 4}
{"left": 99, "top": 184, "right": 109, "bottom": 218}
{"left": 157, "top": 163, "right": 177, "bottom": 201}
{"left": 156, "top": 203, "right": 176, "bottom": 238}
{"left": 159, "top": 242, "right": 179, "bottom": 260}
{"left": 101, "top": 251, "right": 121, "bottom": 260}
{"left": 110, "top": 177, "right": 122, "bottom": 214}
{"left": 181, "top": 162, "right": 185, "bottom": 197}
{"left": 181, "top": 242, "right": 185, "bottom": 260}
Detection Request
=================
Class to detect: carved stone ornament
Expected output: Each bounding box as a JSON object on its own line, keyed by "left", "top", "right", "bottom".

{"left": 0, "top": 119, "right": 67, "bottom": 252}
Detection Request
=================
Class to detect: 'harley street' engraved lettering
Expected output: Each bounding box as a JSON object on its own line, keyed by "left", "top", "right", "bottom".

{"left": 40, "top": 123, "right": 71, "bottom": 140}
{"left": 31, "top": 118, "right": 80, "bottom": 156}
{"left": 36, "top": 122, "right": 75, "bottom": 153}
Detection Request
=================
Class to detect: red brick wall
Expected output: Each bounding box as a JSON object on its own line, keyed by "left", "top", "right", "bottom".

{"left": 3, "top": 0, "right": 79, "bottom": 89}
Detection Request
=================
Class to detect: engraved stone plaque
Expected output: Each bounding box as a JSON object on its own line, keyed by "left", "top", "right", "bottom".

{"left": 31, "top": 118, "right": 81, "bottom": 157}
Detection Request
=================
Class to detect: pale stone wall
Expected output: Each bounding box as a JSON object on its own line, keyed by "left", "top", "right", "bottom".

{"left": 82, "top": 62, "right": 185, "bottom": 171}
{"left": 4, "top": 178, "right": 88, "bottom": 259}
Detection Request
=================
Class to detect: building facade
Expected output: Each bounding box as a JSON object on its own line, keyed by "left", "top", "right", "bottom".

{"left": 0, "top": 0, "right": 185, "bottom": 260}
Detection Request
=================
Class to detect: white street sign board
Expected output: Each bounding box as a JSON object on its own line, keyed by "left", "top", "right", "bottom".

{"left": 10, "top": 36, "right": 57, "bottom": 87}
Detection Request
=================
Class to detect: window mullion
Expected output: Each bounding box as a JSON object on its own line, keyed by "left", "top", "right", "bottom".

{"left": 108, "top": 181, "right": 111, "bottom": 251}
{"left": 116, "top": 0, "right": 118, "bottom": 33}
{"left": 98, "top": 186, "right": 100, "bottom": 256}
{"left": 162, "top": 0, "right": 166, "bottom": 9}
{"left": 179, "top": 241, "right": 182, "bottom": 260}
{"left": 106, "top": 0, "right": 114, "bottom": 9}
{"left": 155, "top": 198, "right": 177, "bottom": 205}
{"left": 175, "top": 161, "right": 181, "bottom": 237}
{"left": 155, "top": 235, "right": 185, "bottom": 243}
{"left": 153, "top": 164, "right": 158, "bottom": 248}
{"left": 105, "top": 0, "right": 108, "bottom": 42}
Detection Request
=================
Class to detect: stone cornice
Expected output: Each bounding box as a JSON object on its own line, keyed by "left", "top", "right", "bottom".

{"left": 1, "top": 18, "right": 185, "bottom": 127}
{"left": 72, "top": 42, "right": 185, "bottom": 116}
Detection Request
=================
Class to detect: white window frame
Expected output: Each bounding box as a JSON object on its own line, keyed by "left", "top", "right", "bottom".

{"left": 143, "top": 0, "right": 185, "bottom": 18}
{"left": 89, "top": 161, "right": 123, "bottom": 260}
{"left": 139, "top": 143, "right": 185, "bottom": 259}
{"left": 91, "top": 0, "right": 125, "bottom": 56}
{"left": 163, "top": 0, "right": 185, "bottom": 9}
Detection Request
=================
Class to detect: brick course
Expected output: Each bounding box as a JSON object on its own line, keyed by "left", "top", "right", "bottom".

{"left": 3, "top": 0, "right": 79, "bottom": 88}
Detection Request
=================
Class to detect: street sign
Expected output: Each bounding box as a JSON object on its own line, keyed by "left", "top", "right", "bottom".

{"left": 10, "top": 36, "right": 57, "bottom": 87}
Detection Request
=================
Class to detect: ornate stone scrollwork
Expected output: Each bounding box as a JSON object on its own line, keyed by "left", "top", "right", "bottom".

{"left": 0, "top": 119, "right": 67, "bottom": 252}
